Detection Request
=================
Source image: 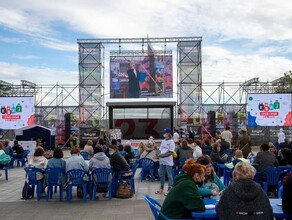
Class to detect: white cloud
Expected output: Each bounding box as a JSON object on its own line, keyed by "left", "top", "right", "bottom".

{"left": 13, "top": 55, "right": 41, "bottom": 60}
{"left": 2, "top": 0, "right": 292, "bottom": 42}
{"left": 0, "top": 35, "right": 26, "bottom": 43}
{"left": 0, "top": 62, "right": 78, "bottom": 85}
{"left": 203, "top": 46, "right": 292, "bottom": 82}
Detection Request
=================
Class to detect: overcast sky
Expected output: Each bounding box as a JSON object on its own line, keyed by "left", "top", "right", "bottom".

{"left": 1, "top": 0, "right": 292, "bottom": 86}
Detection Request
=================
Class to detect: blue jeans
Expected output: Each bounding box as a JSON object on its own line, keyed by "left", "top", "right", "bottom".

{"left": 159, "top": 164, "right": 173, "bottom": 189}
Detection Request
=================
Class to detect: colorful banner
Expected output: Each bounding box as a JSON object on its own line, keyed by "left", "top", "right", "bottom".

{"left": 0, "top": 97, "right": 34, "bottom": 129}
{"left": 248, "top": 93, "right": 292, "bottom": 126}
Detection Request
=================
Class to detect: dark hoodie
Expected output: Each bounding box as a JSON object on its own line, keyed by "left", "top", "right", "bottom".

{"left": 177, "top": 144, "right": 193, "bottom": 160}
{"left": 159, "top": 174, "right": 205, "bottom": 219}
{"left": 216, "top": 179, "right": 273, "bottom": 220}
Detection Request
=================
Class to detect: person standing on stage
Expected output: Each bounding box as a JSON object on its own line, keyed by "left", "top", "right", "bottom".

{"left": 127, "top": 60, "right": 140, "bottom": 98}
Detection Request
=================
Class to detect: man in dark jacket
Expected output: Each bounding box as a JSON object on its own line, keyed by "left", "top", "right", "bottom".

{"left": 108, "top": 145, "right": 131, "bottom": 178}
{"left": 282, "top": 175, "right": 292, "bottom": 214}
{"left": 12, "top": 140, "right": 24, "bottom": 158}
{"left": 253, "top": 143, "right": 279, "bottom": 172}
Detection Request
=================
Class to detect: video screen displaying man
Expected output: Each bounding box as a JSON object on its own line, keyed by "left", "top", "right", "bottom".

{"left": 110, "top": 55, "right": 173, "bottom": 99}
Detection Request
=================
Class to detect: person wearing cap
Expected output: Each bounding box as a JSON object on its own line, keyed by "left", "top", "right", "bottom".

{"left": 236, "top": 126, "right": 251, "bottom": 158}
{"left": 155, "top": 128, "right": 175, "bottom": 196}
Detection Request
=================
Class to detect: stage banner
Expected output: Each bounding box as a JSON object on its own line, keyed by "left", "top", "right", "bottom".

{"left": 248, "top": 93, "right": 292, "bottom": 126}
{"left": 0, "top": 97, "right": 34, "bottom": 129}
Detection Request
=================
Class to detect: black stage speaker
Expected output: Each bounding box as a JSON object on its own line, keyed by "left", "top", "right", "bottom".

{"left": 64, "top": 113, "right": 71, "bottom": 145}
{"left": 207, "top": 111, "right": 216, "bottom": 138}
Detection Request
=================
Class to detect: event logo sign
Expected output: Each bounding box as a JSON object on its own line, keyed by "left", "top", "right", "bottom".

{"left": 0, "top": 97, "right": 34, "bottom": 129}
{"left": 248, "top": 93, "right": 292, "bottom": 126}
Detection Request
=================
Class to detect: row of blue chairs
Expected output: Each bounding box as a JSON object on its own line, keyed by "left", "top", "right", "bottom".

{"left": 223, "top": 165, "right": 292, "bottom": 196}
{"left": 24, "top": 162, "right": 140, "bottom": 202}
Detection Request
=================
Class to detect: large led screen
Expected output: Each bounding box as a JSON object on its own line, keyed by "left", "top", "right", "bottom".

{"left": 0, "top": 97, "right": 34, "bottom": 129}
{"left": 247, "top": 93, "right": 292, "bottom": 126}
{"left": 110, "top": 55, "right": 173, "bottom": 98}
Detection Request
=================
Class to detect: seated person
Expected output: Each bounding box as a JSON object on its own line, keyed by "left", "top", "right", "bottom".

{"left": 0, "top": 143, "right": 11, "bottom": 168}
{"left": 177, "top": 139, "right": 193, "bottom": 167}
{"left": 3, "top": 140, "right": 13, "bottom": 158}
{"left": 225, "top": 150, "right": 249, "bottom": 169}
{"left": 277, "top": 148, "right": 292, "bottom": 166}
{"left": 47, "top": 147, "right": 66, "bottom": 169}
{"left": 66, "top": 147, "right": 89, "bottom": 198}
{"left": 83, "top": 140, "right": 94, "bottom": 157}
{"left": 210, "top": 142, "right": 228, "bottom": 164}
{"left": 188, "top": 139, "right": 202, "bottom": 162}
{"left": 66, "top": 147, "right": 89, "bottom": 173}
{"left": 118, "top": 144, "right": 126, "bottom": 157}
{"left": 282, "top": 175, "right": 292, "bottom": 214}
{"left": 196, "top": 155, "right": 225, "bottom": 199}
{"left": 89, "top": 146, "right": 111, "bottom": 197}
{"left": 201, "top": 138, "right": 213, "bottom": 151}
{"left": 218, "top": 138, "right": 231, "bottom": 152}
{"left": 89, "top": 146, "right": 111, "bottom": 170}
{"left": 268, "top": 142, "right": 277, "bottom": 156}
{"left": 216, "top": 162, "right": 273, "bottom": 220}
{"left": 108, "top": 145, "right": 131, "bottom": 179}
{"left": 140, "top": 141, "right": 159, "bottom": 179}
{"left": 28, "top": 147, "right": 48, "bottom": 196}
{"left": 12, "top": 140, "right": 24, "bottom": 159}
{"left": 160, "top": 159, "right": 206, "bottom": 219}
{"left": 47, "top": 147, "right": 66, "bottom": 187}
{"left": 123, "top": 145, "right": 135, "bottom": 164}
{"left": 253, "top": 143, "right": 279, "bottom": 172}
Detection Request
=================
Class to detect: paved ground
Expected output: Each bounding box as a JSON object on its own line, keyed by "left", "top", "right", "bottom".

{"left": 0, "top": 147, "right": 260, "bottom": 220}
{"left": 0, "top": 150, "right": 164, "bottom": 220}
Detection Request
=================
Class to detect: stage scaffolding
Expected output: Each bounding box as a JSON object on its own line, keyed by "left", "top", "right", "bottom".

{"left": 1, "top": 79, "right": 289, "bottom": 145}
{"left": 1, "top": 37, "right": 291, "bottom": 145}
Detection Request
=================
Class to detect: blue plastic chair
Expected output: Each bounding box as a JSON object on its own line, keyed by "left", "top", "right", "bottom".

{"left": 91, "top": 168, "right": 113, "bottom": 200}
{"left": 66, "top": 169, "right": 90, "bottom": 202}
{"left": 140, "top": 158, "right": 156, "bottom": 182}
{"left": 259, "top": 167, "right": 283, "bottom": 194}
{"left": 278, "top": 185, "right": 283, "bottom": 198}
{"left": 80, "top": 151, "right": 90, "bottom": 160}
{"left": 225, "top": 168, "right": 234, "bottom": 185}
{"left": 144, "top": 195, "right": 171, "bottom": 220}
{"left": 0, "top": 162, "right": 9, "bottom": 181}
{"left": 16, "top": 150, "right": 30, "bottom": 167}
{"left": 46, "top": 167, "right": 66, "bottom": 202}
{"left": 115, "top": 163, "right": 139, "bottom": 197}
{"left": 24, "top": 167, "right": 45, "bottom": 201}
{"left": 203, "top": 149, "right": 212, "bottom": 155}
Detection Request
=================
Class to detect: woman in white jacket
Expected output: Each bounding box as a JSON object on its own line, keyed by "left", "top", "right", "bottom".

{"left": 188, "top": 139, "right": 202, "bottom": 162}
{"left": 28, "top": 146, "right": 48, "bottom": 196}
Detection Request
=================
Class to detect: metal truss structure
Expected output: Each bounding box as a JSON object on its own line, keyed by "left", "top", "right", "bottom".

{"left": 1, "top": 37, "right": 291, "bottom": 145}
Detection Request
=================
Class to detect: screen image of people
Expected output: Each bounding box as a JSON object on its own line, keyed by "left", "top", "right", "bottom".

{"left": 110, "top": 55, "right": 173, "bottom": 98}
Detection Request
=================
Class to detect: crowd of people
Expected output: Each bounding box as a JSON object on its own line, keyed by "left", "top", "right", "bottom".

{"left": 1, "top": 126, "right": 292, "bottom": 219}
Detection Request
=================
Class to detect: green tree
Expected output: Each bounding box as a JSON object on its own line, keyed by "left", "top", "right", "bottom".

{"left": 275, "top": 70, "right": 292, "bottom": 93}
